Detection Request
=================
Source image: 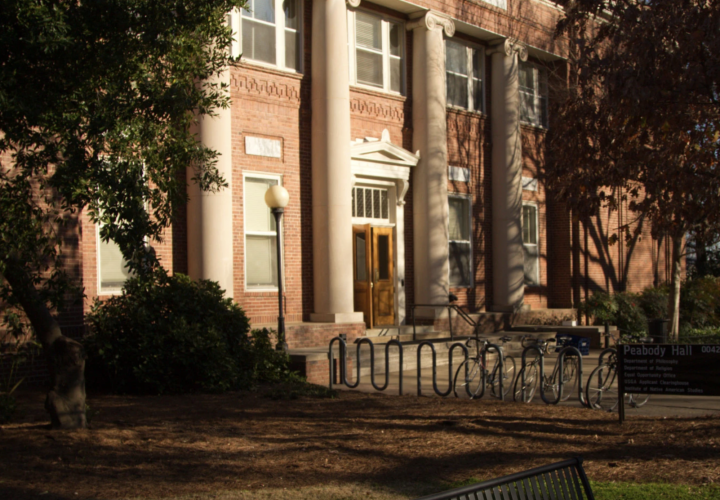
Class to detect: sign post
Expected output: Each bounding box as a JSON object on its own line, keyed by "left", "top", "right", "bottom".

{"left": 617, "top": 344, "right": 720, "bottom": 424}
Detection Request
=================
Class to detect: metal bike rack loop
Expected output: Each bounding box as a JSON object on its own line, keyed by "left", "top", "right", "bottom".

{"left": 417, "top": 341, "right": 469, "bottom": 397}
{"left": 328, "top": 337, "right": 404, "bottom": 395}
{"left": 456, "top": 343, "right": 504, "bottom": 400}
{"left": 519, "top": 346, "right": 587, "bottom": 406}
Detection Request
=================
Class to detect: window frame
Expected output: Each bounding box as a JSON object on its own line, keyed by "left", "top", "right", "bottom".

{"left": 519, "top": 61, "right": 549, "bottom": 128}
{"left": 347, "top": 8, "right": 405, "bottom": 95}
{"left": 448, "top": 194, "right": 474, "bottom": 288}
{"left": 238, "top": 0, "right": 303, "bottom": 73}
{"left": 445, "top": 39, "right": 485, "bottom": 113}
{"left": 243, "top": 172, "right": 285, "bottom": 292}
{"left": 522, "top": 201, "right": 540, "bottom": 287}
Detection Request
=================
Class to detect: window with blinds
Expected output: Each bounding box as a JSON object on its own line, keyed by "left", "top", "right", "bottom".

{"left": 522, "top": 203, "right": 539, "bottom": 286}
{"left": 348, "top": 10, "right": 403, "bottom": 94}
{"left": 351, "top": 187, "right": 390, "bottom": 221}
{"left": 446, "top": 40, "right": 484, "bottom": 112}
{"left": 242, "top": 0, "right": 301, "bottom": 71}
{"left": 244, "top": 175, "right": 281, "bottom": 289}
{"left": 519, "top": 61, "right": 548, "bottom": 128}
{"left": 98, "top": 231, "right": 133, "bottom": 294}
{"left": 448, "top": 196, "right": 472, "bottom": 287}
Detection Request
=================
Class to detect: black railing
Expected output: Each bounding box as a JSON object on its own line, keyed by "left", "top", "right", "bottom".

{"left": 410, "top": 303, "right": 479, "bottom": 341}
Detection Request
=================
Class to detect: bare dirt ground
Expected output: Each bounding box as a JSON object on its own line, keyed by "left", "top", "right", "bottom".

{"left": 1, "top": 388, "right": 719, "bottom": 500}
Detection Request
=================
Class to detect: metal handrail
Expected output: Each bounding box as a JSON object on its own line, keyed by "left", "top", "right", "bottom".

{"left": 328, "top": 337, "right": 404, "bottom": 395}
{"left": 416, "top": 341, "right": 469, "bottom": 397}
{"left": 410, "top": 303, "right": 479, "bottom": 342}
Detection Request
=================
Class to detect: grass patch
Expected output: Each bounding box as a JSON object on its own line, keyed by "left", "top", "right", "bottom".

{"left": 592, "top": 481, "right": 720, "bottom": 499}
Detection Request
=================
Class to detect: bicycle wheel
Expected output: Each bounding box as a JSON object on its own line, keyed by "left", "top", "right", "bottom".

{"left": 513, "top": 364, "right": 538, "bottom": 403}
{"left": 585, "top": 364, "right": 619, "bottom": 411}
{"left": 558, "top": 357, "right": 579, "bottom": 402}
{"left": 629, "top": 393, "right": 650, "bottom": 408}
{"left": 490, "top": 355, "right": 516, "bottom": 398}
{"left": 453, "top": 358, "right": 484, "bottom": 398}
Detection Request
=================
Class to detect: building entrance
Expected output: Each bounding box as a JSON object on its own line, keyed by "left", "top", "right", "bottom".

{"left": 353, "top": 224, "right": 395, "bottom": 328}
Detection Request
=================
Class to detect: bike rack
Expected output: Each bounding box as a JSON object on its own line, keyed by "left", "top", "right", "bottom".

{"left": 519, "top": 346, "right": 588, "bottom": 406}
{"left": 472, "top": 343, "right": 504, "bottom": 401}
{"left": 328, "top": 337, "right": 404, "bottom": 395}
{"left": 417, "top": 341, "right": 469, "bottom": 397}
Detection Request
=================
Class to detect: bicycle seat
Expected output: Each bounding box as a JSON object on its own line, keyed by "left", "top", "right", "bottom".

{"left": 500, "top": 336, "right": 512, "bottom": 343}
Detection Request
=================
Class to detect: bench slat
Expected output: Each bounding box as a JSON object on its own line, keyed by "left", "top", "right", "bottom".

{"left": 413, "top": 458, "right": 593, "bottom": 500}
{"left": 560, "top": 467, "right": 578, "bottom": 500}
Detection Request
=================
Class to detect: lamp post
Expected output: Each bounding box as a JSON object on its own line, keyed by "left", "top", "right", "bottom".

{"left": 264, "top": 185, "right": 289, "bottom": 351}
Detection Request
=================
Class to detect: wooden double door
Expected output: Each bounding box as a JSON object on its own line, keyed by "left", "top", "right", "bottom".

{"left": 353, "top": 225, "right": 395, "bottom": 328}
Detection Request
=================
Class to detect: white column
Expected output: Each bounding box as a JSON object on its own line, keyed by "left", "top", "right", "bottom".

{"left": 187, "top": 67, "right": 234, "bottom": 298}
{"left": 310, "top": 0, "right": 363, "bottom": 323}
{"left": 407, "top": 11, "right": 454, "bottom": 315}
{"left": 489, "top": 39, "right": 528, "bottom": 312}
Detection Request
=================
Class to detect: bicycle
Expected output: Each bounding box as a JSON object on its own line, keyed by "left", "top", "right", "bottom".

{"left": 514, "top": 335, "right": 579, "bottom": 403}
{"left": 453, "top": 335, "right": 516, "bottom": 399}
{"left": 585, "top": 332, "right": 651, "bottom": 411}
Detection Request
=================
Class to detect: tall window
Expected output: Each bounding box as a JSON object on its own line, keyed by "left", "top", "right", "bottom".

{"left": 519, "top": 61, "right": 548, "bottom": 127}
{"left": 97, "top": 228, "right": 133, "bottom": 294}
{"left": 449, "top": 196, "right": 472, "bottom": 287}
{"left": 244, "top": 175, "right": 282, "bottom": 289}
{"left": 446, "top": 40, "right": 484, "bottom": 112}
{"left": 522, "top": 203, "right": 540, "bottom": 286}
{"left": 348, "top": 10, "right": 403, "bottom": 94}
{"left": 242, "top": 0, "right": 300, "bottom": 71}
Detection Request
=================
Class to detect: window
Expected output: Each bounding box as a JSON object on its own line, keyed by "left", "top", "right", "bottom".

{"left": 519, "top": 61, "right": 548, "bottom": 127}
{"left": 351, "top": 186, "right": 390, "bottom": 222}
{"left": 522, "top": 203, "right": 540, "bottom": 286}
{"left": 97, "top": 227, "right": 133, "bottom": 294}
{"left": 348, "top": 10, "right": 403, "bottom": 94}
{"left": 446, "top": 40, "right": 484, "bottom": 112}
{"left": 241, "top": 0, "right": 300, "bottom": 71}
{"left": 244, "top": 174, "right": 282, "bottom": 289}
{"left": 448, "top": 196, "right": 472, "bottom": 287}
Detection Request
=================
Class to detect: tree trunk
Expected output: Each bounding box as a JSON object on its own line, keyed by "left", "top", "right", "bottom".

{"left": 1, "top": 262, "right": 86, "bottom": 429}
{"left": 667, "top": 235, "right": 683, "bottom": 340}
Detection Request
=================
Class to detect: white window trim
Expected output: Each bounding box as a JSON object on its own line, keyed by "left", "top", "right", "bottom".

{"left": 519, "top": 61, "right": 548, "bottom": 128}
{"left": 448, "top": 194, "right": 474, "bottom": 288}
{"left": 347, "top": 8, "right": 405, "bottom": 95}
{"left": 96, "top": 224, "right": 126, "bottom": 296}
{"left": 522, "top": 201, "right": 540, "bottom": 286}
{"left": 238, "top": 0, "right": 303, "bottom": 73}
{"left": 445, "top": 39, "right": 485, "bottom": 114}
{"left": 243, "top": 172, "right": 285, "bottom": 292}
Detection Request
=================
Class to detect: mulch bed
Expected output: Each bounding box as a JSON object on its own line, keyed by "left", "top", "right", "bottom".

{"left": 1, "top": 389, "right": 719, "bottom": 499}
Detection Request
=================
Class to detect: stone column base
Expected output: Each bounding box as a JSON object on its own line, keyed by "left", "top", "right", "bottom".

{"left": 309, "top": 312, "right": 366, "bottom": 323}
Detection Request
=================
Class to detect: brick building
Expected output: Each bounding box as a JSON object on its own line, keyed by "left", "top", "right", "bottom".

{"left": 82, "top": 0, "right": 675, "bottom": 348}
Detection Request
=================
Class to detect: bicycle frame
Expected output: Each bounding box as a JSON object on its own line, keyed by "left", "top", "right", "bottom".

{"left": 520, "top": 345, "right": 588, "bottom": 406}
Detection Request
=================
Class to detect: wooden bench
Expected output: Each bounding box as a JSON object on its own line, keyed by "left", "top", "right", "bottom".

{"left": 414, "top": 457, "right": 595, "bottom": 500}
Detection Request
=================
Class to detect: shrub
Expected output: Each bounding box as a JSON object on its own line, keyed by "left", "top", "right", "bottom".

{"left": 614, "top": 292, "right": 647, "bottom": 335}
{"left": 578, "top": 291, "right": 617, "bottom": 325}
{"left": 680, "top": 276, "right": 720, "bottom": 329}
{"left": 638, "top": 285, "right": 669, "bottom": 320}
{"left": 86, "top": 270, "right": 270, "bottom": 394}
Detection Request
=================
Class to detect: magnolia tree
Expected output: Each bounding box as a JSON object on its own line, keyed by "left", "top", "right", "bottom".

{"left": 548, "top": 0, "right": 720, "bottom": 338}
{"left": 0, "top": 0, "right": 244, "bottom": 428}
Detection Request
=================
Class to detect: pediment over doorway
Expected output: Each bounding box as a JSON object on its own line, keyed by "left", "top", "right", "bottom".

{"left": 350, "top": 129, "right": 420, "bottom": 205}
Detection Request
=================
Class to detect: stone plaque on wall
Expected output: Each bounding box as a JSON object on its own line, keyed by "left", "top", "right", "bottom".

{"left": 245, "top": 136, "right": 282, "bottom": 158}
